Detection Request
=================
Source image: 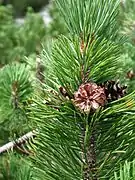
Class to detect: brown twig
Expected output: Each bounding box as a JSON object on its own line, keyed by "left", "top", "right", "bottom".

{"left": 81, "top": 126, "right": 97, "bottom": 180}
{"left": 36, "top": 57, "right": 45, "bottom": 83}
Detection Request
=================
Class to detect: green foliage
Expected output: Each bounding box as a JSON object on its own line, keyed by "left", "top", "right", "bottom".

{"left": 0, "top": 154, "right": 32, "bottom": 180}
{"left": 0, "top": 63, "right": 32, "bottom": 114}
{"left": 119, "top": 0, "right": 135, "bottom": 92}
{"left": 30, "top": 106, "right": 82, "bottom": 180}
{"left": 114, "top": 160, "right": 135, "bottom": 180}
{"left": 0, "top": 2, "right": 68, "bottom": 146}
{"left": 51, "top": 35, "right": 122, "bottom": 88}
{"left": 0, "top": 5, "right": 46, "bottom": 145}
{"left": 2, "top": 0, "right": 49, "bottom": 16}
{"left": 0, "top": 5, "right": 16, "bottom": 65}
{"left": 56, "top": 0, "right": 120, "bottom": 41}
{"left": 48, "top": 1, "right": 67, "bottom": 38}
{"left": 26, "top": 0, "right": 135, "bottom": 179}
{"left": 1, "top": 0, "right": 135, "bottom": 180}
{"left": 0, "top": 63, "right": 32, "bottom": 143}
{"left": 15, "top": 8, "right": 46, "bottom": 59}
{"left": 29, "top": 87, "right": 135, "bottom": 179}
{"left": 0, "top": 5, "right": 46, "bottom": 65}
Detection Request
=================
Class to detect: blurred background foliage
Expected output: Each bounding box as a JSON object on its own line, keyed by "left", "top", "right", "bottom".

{"left": 1, "top": 0, "right": 49, "bottom": 16}
{"left": 0, "top": 0, "right": 67, "bottom": 146}
{"left": 0, "top": 5, "right": 46, "bottom": 65}
{"left": 0, "top": 153, "right": 33, "bottom": 180}
{"left": 119, "top": 0, "right": 135, "bottom": 92}
{"left": 0, "top": 2, "right": 67, "bottom": 66}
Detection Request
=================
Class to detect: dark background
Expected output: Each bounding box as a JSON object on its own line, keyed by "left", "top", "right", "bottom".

{"left": 1, "top": 0, "right": 49, "bottom": 16}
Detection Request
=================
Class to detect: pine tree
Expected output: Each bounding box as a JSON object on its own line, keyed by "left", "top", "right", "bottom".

{"left": 1, "top": 0, "right": 135, "bottom": 179}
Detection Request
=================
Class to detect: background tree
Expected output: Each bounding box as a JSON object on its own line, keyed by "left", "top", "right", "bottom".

{"left": 119, "top": 0, "right": 135, "bottom": 92}
{"left": 1, "top": 0, "right": 49, "bottom": 16}
{"left": 0, "top": 1, "right": 67, "bottom": 147}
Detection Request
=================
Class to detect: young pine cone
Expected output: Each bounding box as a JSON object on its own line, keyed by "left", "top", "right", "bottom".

{"left": 73, "top": 82, "right": 106, "bottom": 113}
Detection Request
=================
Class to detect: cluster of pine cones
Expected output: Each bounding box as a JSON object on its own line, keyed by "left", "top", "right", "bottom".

{"left": 60, "top": 80, "right": 127, "bottom": 113}
{"left": 73, "top": 80, "right": 127, "bottom": 113}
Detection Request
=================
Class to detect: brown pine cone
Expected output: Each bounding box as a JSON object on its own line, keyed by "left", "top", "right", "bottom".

{"left": 73, "top": 82, "right": 106, "bottom": 113}
{"left": 100, "top": 80, "right": 127, "bottom": 102}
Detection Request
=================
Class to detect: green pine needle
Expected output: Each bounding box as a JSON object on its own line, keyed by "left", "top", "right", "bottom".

{"left": 56, "top": 0, "right": 120, "bottom": 41}
{"left": 0, "top": 63, "right": 33, "bottom": 118}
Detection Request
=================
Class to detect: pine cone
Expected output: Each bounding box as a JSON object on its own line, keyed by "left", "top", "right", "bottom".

{"left": 73, "top": 82, "right": 106, "bottom": 113}
{"left": 100, "top": 80, "right": 127, "bottom": 102}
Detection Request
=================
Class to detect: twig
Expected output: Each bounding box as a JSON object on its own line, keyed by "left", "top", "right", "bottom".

{"left": 0, "top": 130, "right": 37, "bottom": 154}
{"left": 81, "top": 125, "right": 97, "bottom": 180}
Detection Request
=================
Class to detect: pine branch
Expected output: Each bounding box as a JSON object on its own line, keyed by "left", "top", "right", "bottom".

{"left": 0, "top": 130, "right": 37, "bottom": 154}
{"left": 114, "top": 160, "right": 135, "bottom": 179}
{"left": 25, "top": 0, "right": 135, "bottom": 179}
{"left": 82, "top": 127, "right": 97, "bottom": 180}
{"left": 56, "top": 0, "right": 120, "bottom": 41}
{"left": 87, "top": 132, "right": 97, "bottom": 180}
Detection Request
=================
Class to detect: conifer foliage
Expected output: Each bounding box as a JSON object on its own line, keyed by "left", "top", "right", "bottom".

{"left": 26, "top": 0, "right": 135, "bottom": 179}
{"left": 1, "top": 0, "right": 135, "bottom": 180}
{"left": 119, "top": 0, "right": 135, "bottom": 92}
